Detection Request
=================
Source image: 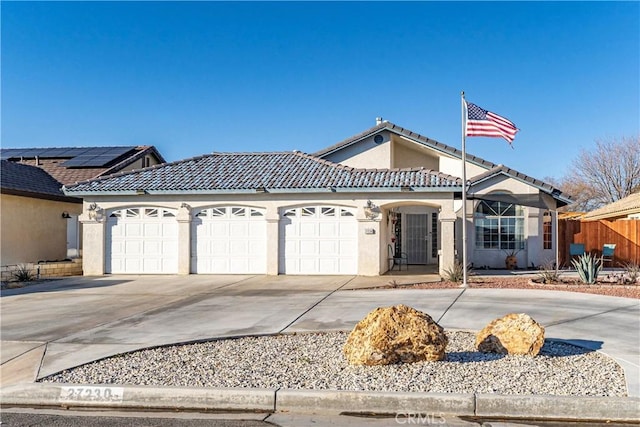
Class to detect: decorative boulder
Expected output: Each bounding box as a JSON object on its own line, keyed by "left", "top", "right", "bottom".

{"left": 476, "top": 313, "right": 545, "bottom": 356}
{"left": 343, "top": 304, "right": 448, "bottom": 366}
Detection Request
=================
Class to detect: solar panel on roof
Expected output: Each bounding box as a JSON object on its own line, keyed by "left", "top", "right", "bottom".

{"left": 1, "top": 146, "right": 136, "bottom": 167}
{"left": 62, "top": 146, "right": 134, "bottom": 167}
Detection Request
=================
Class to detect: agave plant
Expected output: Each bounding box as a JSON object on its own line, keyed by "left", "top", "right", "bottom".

{"left": 571, "top": 253, "right": 602, "bottom": 284}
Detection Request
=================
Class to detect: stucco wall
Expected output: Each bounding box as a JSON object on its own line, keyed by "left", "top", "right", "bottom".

{"left": 392, "top": 141, "right": 439, "bottom": 170}
{"left": 79, "top": 191, "right": 457, "bottom": 276}
{"left": 0, "top": 194, "right": 82, "bottom": 265}
{"left": 323, "top": 132, "right": 392, "bottom": 169}
{"left": 466, "top": 176, "right": 554, "bottom": 269}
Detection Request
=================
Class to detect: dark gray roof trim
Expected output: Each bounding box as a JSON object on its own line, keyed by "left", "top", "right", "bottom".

{"left": 314, "top": 121, "right": 499, "bottom": 170}
{"left": 64, "top": 152, "right": 461, "bottom": 195}
{"left": 0, "top": 160, "right": 79, "bottom": 202}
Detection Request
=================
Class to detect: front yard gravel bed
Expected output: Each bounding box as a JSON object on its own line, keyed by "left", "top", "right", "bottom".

{"left": 41, "top": 331, "right": 626, "bottom": 396}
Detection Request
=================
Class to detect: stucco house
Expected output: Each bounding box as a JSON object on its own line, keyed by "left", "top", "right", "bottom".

{"left": 1, "top": 161, "right": 82, "bottom": 266}
{"left": 63, "top": 121, "right": 571, "bottom": 276}
{"left": 0, "top": 146, "right": 165, "bottom": 267}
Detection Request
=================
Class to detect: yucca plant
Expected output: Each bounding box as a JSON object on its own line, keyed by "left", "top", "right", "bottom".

{"left": 571, "top": 253, "right": 601, "bottom": 284}
{"left": 12, "top": 264, "right": 36, "bottom": 282}
{"left": 442, "top": 260, "right": 473, "bottom": 283}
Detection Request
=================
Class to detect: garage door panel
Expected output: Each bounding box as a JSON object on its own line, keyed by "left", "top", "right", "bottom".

{"left": 212, "top": 223, "right": 229, "bottom": 236}
{"left": 191, "top": 206, "right": 267, "bottom": 274}
{"left": 319, "top": 222, "right": 337, "bottom": 236}
{"left": 319, "top": 258, "right": 337, "bottom": 272}
{"left": 143, "top": 240, "right": 162, "bottom": 255}
{"left": 124, "top": 240, "right": 142, "bottom": 254}
{"left": 125, "top": 223, "right": 143, "bottom": 237}
{"left": 230, "top": 222, "right": 249, "bottom": 236}
{"left": 106, "top": 207, "right": 178, "bottom": 274}
{"left": 279, "top": 206, "right": 357, "bottom": 275}
{"left": 230, "top": 240, "right": 249, "bottom": 255}
{"left": 299, "top": 259, "right": 317, "bottom": 272}
{"left": 283, "top": 240, "right": 298, "bottom": 255}
{"left": 299, "top": 223, "right": 317, "bottom": 237}
{"left": 249, "top": 241, "right": 266, "bottom": 255}
{"left": 299, "top": 240, "right": 317, "bottom": 255}
{"left": 319, "top": 240, "right": 337, "bottom": 254}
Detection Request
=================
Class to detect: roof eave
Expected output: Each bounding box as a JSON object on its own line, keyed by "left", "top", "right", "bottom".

{"left": 63, "top": 186, "right": 462, "bottom": 197}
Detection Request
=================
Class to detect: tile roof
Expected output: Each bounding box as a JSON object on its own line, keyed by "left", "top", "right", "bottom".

{"left": 582, "top": 192, "right": 640, "bottom": 221}
{"left": 0, "top": 160, "right": 77, "bottom": 201}
{"left": 315, "top": 121, "right": 570, "bottom": 205}
{"left": 0, "top": 146, "right": 165, "bottom": 186}
{"left": 64, "top": 151, "right": 462, "bottom": 195}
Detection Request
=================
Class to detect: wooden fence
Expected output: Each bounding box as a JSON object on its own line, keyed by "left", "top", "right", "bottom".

{"left": 558, "top": 219, "right": 640, "bottom": 267}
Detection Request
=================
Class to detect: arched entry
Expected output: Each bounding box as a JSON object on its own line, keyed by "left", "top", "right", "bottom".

{"left": 389, "top": 205, "right": 440, "bottom": 266}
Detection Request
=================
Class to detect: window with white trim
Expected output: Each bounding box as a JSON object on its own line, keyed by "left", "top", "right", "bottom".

{"left": 543, "top": 210, "right": 552, "bottom": 250}
{"left": 474, "top": 200, "right": 525, "bottom": 250}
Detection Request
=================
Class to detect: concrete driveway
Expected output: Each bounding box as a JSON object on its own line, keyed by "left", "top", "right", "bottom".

{"left": 1, "top": 274, "right": 638, "bottom": 396}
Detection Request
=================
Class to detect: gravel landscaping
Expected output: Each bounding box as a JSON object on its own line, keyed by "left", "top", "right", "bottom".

{"left": 41, "top": 331, "right": 627, "bottom": 397}
{"left": 391, "top": 276, "right": 640, "bottom": 299}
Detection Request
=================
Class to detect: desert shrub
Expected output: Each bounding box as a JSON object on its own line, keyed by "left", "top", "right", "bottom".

{"left": 12, "top": 264, "right": 36, "bottom": 282}
{"left": 537, "top": 259, "right": 560, "bottom": 284}
{"left": 442, "top": 260, "right": 473, "bottom": 283}
{"left": 571, "top": 253, "right": 601, "bottom": 284}
{"left": 623, "top": 262, "right": 640, "bottom": 283}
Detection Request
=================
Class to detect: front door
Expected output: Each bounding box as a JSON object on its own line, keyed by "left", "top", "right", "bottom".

{"left": 403, "top": 211, "right": 440, "bottom": 264}
{"left": 405, "top": 214, "right": 428, "bottom": 264}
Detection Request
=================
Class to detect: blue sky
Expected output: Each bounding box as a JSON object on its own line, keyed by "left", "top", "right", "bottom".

{"left": 2, "top": 1, "right": 638, "bottom": 181}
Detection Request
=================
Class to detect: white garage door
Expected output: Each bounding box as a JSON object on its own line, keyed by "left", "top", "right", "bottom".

{"left": 191, "top": 206, "right": 267, "bottom": 274}
{"left": 279, "top": 206, "right": 357, "bottom": 275}
{"left": 106, "top": 207, "right": 178, "bottom": 274}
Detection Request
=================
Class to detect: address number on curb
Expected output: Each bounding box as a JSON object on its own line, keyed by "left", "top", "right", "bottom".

{"left": 59, "top": 386, "right": 124, "bottom": 403}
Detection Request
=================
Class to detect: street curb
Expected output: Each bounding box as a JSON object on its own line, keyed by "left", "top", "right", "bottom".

{"left": 475, "top": 394, "right": 640, "bottom": 422}
{"left": 0, "top": 383, "right": 276, "bottom": 412}
{"left": 275, "top": 389, "right": 475, "bottom": 415}
{"left": 1, "top": 383, "right": 639, "bottom": 422}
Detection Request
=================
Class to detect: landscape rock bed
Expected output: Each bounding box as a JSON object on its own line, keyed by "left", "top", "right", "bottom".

{"left": 41, "top": 331, "right": 627, "bottom": 396}
{"left": 395, "top": 277, "right": 640, "bottom": 299}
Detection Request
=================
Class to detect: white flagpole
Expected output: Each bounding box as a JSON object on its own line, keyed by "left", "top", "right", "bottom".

{"left": 461, "top": 91, "right": 468, "bottom": 288}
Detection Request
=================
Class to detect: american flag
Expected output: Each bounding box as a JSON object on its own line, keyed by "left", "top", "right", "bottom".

{"left": 465, "top": 101, "right": 519, "bottom": 143}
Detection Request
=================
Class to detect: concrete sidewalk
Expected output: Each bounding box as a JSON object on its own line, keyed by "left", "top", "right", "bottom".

{"left": 1, "top": 274, "right": 639, "bottom": 421}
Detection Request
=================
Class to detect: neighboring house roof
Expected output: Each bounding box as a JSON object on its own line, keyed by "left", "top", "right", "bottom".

{"left": 558, "top": 211, "right": 585, "bottom": 220}
{"left": 581, "top": 192, "right": 640, "bottom": 221}
{"left": 63, "top": 151, "right": 462, "bottom": 195}
{"left": 0, "top": 146, "right": 165, "bottom": 185}
{"left": 0, "top": 160, "right": 78, "bottom": 202}
{"left": 315, "top": 121, "right": 570, "bottom": 208}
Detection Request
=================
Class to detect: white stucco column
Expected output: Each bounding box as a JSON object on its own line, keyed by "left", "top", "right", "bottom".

{"left": 265, "top": 216, "right": 280, "bottom": 275}
{"left": 439, "top": 209, "right": 457, "bottom": 276}
{"left": 79, "top": 206, "right": 106, "bottom": 276}
{"left": 357, "top": 201, "right": 383, "bottom": 276}
{"left": 357, "top": 219, "right": 382, "bottom": 275}
{"left": 176, "top": 203, "right": 192, "bottom": 275}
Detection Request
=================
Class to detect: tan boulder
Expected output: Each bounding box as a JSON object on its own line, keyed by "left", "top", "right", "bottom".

{"left": 343, "top": 304, "right": 448, "bottom": 366}
{"left": 476, "top": 313, "right": 545, "bottom": 356}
